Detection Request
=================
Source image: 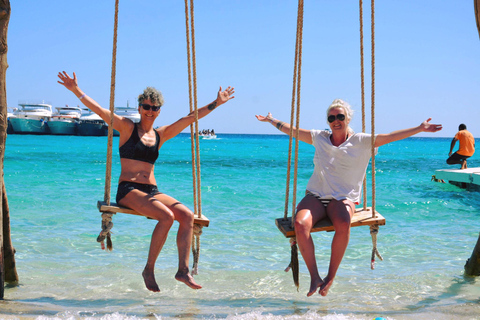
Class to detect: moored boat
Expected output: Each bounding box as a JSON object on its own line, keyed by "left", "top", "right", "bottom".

{"left": 9, "top": 103, "right": 52, "bottom": 134}
{"left": 7, "top": 110, "right": 15, "bottom": 134}
{"left": 48, "top": 105, "right": 82, "bottom": 135}
{"left": 113, "top": 103, "right": 140, "bottom": 136}
{"left": 77, "top": 110, "right": 108, "bottom": 136}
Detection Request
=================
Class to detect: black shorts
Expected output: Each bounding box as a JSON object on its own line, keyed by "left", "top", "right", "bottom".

{"left": 116, "top": 181, "right": 161, "bottom": 203}
{"left": 446, "top": 152, "right": 470, "bottom": 164}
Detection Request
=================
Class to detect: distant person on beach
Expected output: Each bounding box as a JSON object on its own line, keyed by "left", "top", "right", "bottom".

{"left": 446, "top": 124, "right": 475, "bottom": 169}
{"left": 255, "top": 99, "right": 442, "bottom": 297}
{"left": 58, "top": 71, "right": 234, "bottom": 292}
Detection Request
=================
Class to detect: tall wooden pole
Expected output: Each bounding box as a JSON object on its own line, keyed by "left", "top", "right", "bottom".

{"left": 475, "top": 0, "right": 480, "bottom": 39}
{"left": 0, "top": 0, "right": 11, "bottom": 300}
{"left": 465, "top": 233, "right": 480, "bottom": 276}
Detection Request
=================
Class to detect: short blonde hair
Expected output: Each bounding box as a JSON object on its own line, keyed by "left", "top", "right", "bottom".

{"left": 326, "top": 99, "right": 354, "bottom": 134}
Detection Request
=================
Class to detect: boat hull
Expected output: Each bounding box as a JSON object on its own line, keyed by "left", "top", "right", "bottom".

{"left": 9, "top": 118, "right": 50, "bottom": 134}
{"left": 48, "top": 120, "right": 78, "bottom": 135}
{"left": 77, "top": 122, "right": 108, "bottom": 136}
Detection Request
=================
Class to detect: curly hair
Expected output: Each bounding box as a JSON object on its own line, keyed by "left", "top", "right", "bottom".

{"left": 138, "top": 87, "right": 164, "bottom": 107}
{"left": 326, "top": 99, "right": 354, "bottom": 134}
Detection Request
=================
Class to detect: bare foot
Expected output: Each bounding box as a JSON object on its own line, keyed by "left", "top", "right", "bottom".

{"left": 142, "top": 268, "right": 160, "bottom": 292}
{"left": 461, "top": 160, "right": 468, "bottom": 169}
{"left": 319, "top": 276, "right": 334, "bottom": 296}
{"left": 175, "top": 269, "right": 202, "bottom": 290}
{"left": 307, "top": 277, "right": 324, "bottom": 297}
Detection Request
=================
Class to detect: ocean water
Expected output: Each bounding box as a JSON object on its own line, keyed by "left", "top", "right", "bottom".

{"left": 1, "top": 133, "right": 479, "bottom": 320}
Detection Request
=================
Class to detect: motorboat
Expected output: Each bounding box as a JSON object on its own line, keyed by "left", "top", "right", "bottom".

{"left": 113, "top": 103, "right": 140, "bottom": 136}
{"left": 77, "top": 109, "right": 108, "bottom": 136}
{"left": 48, "top": 105, "right": 82, "bottom": 135}
{"left": 7, "top": 109, "right": 15, "bottom": 134}
{"left": 9, "top": 103, "right": 53, "bottom": 134}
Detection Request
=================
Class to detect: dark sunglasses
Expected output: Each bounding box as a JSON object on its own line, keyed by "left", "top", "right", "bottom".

{"left": 140, "top": 104, "right": 161, "bottom": 111}
{"left": 327, "top": 114, "right": 346, "bottom": 123}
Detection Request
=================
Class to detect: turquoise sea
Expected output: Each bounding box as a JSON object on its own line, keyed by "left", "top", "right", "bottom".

{"left": 2, "top": 133, "right": 480, "bottom": 320}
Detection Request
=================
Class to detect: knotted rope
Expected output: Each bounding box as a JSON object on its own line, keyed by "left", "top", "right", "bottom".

{"left": 184, "top": 0, "right": 203, "bottom": 275}
{"left": 283, "top": 0, "right": 304, "bottom": 290}
{"left": 360, "top": 0, "right": 382, "bottom": 269}
{"left": 370, "top": 225, "right": 383, "bottom": 269}
{"left": 98, "top": 0, "right": 119, "bottom": 251}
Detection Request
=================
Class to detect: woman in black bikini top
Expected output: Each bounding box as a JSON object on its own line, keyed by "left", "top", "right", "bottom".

{"left": 58, "top": 71, "right": 234, "bottom": 293}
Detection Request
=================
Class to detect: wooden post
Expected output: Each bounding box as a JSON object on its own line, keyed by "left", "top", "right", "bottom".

{"left": 464, "top": 232, "right": 480, "bottom": 276}
{"left": 475, "top": 0, "right": 480, "bottom": 40}
{"left": 3, "top": 182, "right": 17, "bottom": 284}
{"left": 0, "top": 0, "right": 11, "bottom": 300}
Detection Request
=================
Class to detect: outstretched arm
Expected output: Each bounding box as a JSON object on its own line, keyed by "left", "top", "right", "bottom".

{"left": 255, "top": 112, "right": 312, "bottom": 144}
{"left": 57, "top": 71, "right": 129, "bottom": 132}
{"left": 448, "top": 138, "right": 458, "bottom": 156}
{"left": 159, "top": 86, "right": 235, "bottom": 142}
{"left": 374, "top": 118, "right": 442, "bottom": 148}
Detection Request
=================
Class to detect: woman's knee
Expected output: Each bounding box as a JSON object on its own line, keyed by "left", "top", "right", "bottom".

{"left": 175, "top": 206, "right": 195, "bottom": 225}
{"left": 294, "top": 211, "right": 313, "bottom": 233}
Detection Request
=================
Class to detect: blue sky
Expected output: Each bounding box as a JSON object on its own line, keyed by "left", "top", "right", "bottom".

{"left": 6, "top": 1, "right": 480, "bottom": 137}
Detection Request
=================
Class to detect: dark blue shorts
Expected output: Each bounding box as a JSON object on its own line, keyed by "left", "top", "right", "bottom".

{"left": 116, "top": 181, "right": 161, "bottom": 203}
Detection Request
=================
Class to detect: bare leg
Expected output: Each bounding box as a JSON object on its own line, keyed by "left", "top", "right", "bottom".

{"left": 154, "top": 194, "right": 202, "bottom": 290}
{"left": 319, "top": 199, "right": 355, "bottom": 296}
{"left": 294, "top": 195, "right": 327, "bottom": 297}
{"left": 120, "top": 191, "right": 175, "bottom": 292}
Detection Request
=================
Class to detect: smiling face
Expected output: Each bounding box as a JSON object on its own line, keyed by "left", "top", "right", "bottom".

{"left": 138, "top": 99, "right": 161, "bottom": 123}
{"left": 327, "top": 107, "right": 350, "bottom": 133}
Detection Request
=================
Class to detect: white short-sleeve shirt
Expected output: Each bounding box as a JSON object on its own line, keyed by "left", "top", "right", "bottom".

{"left": 306, "top": 130, "right": 377, "bottom": 204}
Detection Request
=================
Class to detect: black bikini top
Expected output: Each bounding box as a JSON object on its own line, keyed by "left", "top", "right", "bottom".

{"left": 119, "top": 124, "right": 160, "bottom": 164}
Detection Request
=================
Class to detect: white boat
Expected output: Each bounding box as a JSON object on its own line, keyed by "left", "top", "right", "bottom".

{"left": 113, "top": 103, "right": 140, "bottom": 136}
{"left": 200, "top": 134, "right": 217, "bottom": 139}
{"left": 7, "top": 110, "right": 15, "bottom": 134}
{"left": 9, "top": 103, "right": 53, "bottom": 134}
{"left": 77, "top": 110, "right": 108, "bottom": 136}
{"left": 48, "top": 105, "right": 82, "bottom": 135}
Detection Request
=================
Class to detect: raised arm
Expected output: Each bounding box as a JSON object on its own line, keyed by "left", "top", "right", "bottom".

{"left": 159, "top": 86, "right": 235, "bottom": 142}
{"left": 448, "top": 137, "right": 458, "bottom": 156}
{"left": 255, "top": 112, "right": 312, "bottom": 144}
{"left": 374, "top": 118, "right": 442, "bottom": 148}
{"left": 57, "top": 71, "right": 129, "bottom": 132}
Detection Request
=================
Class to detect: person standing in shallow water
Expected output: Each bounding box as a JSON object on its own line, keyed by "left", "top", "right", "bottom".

{"left": 58, "top": 71, "right": 234, "bottom": 292}
{"left": 446, "top": 123, "right": 475, "bottom": 169}
{"left": 256, "top": 99, "right": 442, "bottom": 297}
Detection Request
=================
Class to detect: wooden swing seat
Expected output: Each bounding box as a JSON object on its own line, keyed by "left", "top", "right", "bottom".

{"left": 97, "top": 201, "right": 210, "bottom": 227}
{"left": 275, "top": 207, "right": 385, "bottom": 238}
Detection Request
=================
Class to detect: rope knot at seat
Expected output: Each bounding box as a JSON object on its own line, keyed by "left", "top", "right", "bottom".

{"left": 370, "top": 224, "right": 383, "bottom": 269}
{"left": 97, "top": 212, "right": 114, "bottom": 251}
{"left": 191, "top": 223, "right": 203, "bottom": 275}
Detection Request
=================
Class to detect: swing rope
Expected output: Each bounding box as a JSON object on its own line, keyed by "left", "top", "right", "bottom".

{"left": 367, "top": 0, "right": 383, "bottom": 270}
{"left": 359, "top": 0, "right": 368, "bottom": 211}
{"left": 184, "top": 0, "right": 203, "bottom": 275}
{"left": 284, "top": 0, "right": 304, "bottom": 291}
{"left": 98, "top": 0, "right": 119, "bottom": 251}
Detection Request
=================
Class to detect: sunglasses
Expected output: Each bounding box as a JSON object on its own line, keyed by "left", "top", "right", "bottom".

{"left": 140, "top": 104, "right": 161, "bottom": 111}
{"left": 327, "top": 114, "right": 346, "bottom": 123}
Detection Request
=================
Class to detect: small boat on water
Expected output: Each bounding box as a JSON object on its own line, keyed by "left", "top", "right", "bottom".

{"left": 77, "top": 109, "right": 108, "bottom": 136}
{"left": 113, "top": 103, "right": 140, "bottom": 136}
{"left": 9, "top": 103, "right": 52, "bottom": 134}
{"left": 197, "top": 129, "right": 217, "bottom": 139}
{"left": 48, "top": 105, "right": 82, "bottom": 135}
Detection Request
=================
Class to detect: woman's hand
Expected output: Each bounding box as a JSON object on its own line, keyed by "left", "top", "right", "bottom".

{"left": 57, "top": 71, "right": 79, "bottom": 92}
{"left": 255, "top": 112, "right": 273, "bottom": 122}
{"left": 420, "top": 118, "right": 442, "bottom": 133}
{"left": 216, "top": 86, "right": 235, "bottom": 105}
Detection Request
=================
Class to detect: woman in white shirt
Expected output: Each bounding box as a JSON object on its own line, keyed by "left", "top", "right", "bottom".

{"left": 256, "top": 99, "right": 442, "bottom": 297}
